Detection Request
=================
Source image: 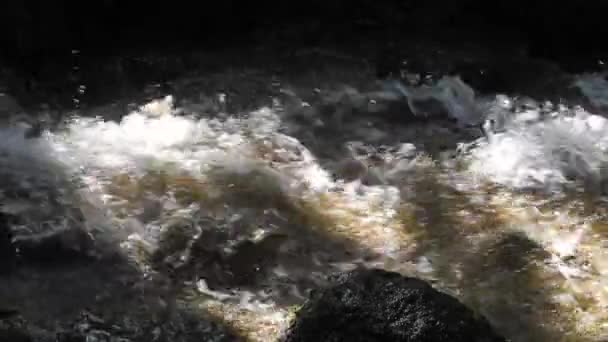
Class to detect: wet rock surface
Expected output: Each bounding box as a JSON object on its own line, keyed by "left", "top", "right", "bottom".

{"left": 284, "top": 268, "right": 505, "bottom": 342}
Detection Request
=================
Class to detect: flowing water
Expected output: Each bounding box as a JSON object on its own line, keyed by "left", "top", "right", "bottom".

{"left": 1, "top": 44, "right": 608, "bottom": 341}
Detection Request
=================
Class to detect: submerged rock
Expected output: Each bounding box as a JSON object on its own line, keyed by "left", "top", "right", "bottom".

{"left": 284, "top": 268, "right": 505, "bottom": 342}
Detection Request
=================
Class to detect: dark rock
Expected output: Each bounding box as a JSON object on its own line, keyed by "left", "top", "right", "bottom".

{"left": 285, "top": 268, "right": 505, "bottom": 342}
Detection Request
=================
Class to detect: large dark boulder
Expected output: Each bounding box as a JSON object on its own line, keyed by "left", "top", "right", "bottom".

{"left": 285, "top": 269, "right": 505, "bottom": 342}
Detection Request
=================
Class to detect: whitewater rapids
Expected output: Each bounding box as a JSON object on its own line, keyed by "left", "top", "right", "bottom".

{"left": 1, "top": 66, "right": 608, "bottom": 341}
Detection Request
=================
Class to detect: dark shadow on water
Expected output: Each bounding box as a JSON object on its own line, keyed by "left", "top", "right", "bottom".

{"left": 400, "top": 171, "right": 585, "bottom": 341}
{"left": 0, "top": 246, "right": 244, "bottom": 341}
{"left": 0, "top": 165, "right": 243, "bottom": 341}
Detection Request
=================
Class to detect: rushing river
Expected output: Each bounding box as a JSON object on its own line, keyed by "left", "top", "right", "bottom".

{"left": 1, "top": 43, "right": 608, "bottom": 341}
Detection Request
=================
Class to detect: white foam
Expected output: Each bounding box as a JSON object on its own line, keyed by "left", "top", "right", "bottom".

{"left": 46, "top": 103, "right": 275, "bottom": 177}
{"left": 0, "top": 125, "right": 68, "bottom": 184}
{"left": 467, "top": 111, "right": 608, "bottom": 191}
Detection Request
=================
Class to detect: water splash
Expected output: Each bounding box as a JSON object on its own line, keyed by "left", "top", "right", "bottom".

{"left": 467, "top": 105, "right": 608, "bottom": 192}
